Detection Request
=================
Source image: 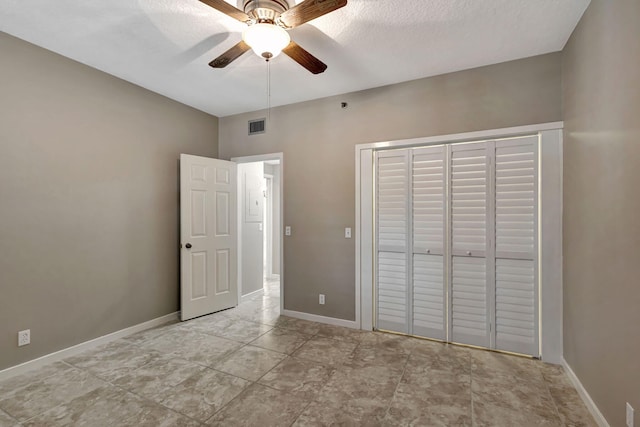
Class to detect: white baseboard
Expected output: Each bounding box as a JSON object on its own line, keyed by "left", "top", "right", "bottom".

{"left": 562, "top": 358, "right": 610, "bottom": 427}
{"left": 241, "top": 288, "right": 264, "bottom": 303}
{"left": 0, "top": 312, "right": 179, "bottom": 382}
{"left": 282, "top": 309, "right": 358, "bottom": 329}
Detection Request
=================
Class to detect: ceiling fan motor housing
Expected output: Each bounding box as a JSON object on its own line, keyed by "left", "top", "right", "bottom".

{"left": 241, "top": 0, "right": 291, "bottom": 22}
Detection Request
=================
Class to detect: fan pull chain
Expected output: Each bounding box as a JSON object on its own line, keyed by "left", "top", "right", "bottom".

{"left": 267, "top": 59, "right": 271, "bottom": 120}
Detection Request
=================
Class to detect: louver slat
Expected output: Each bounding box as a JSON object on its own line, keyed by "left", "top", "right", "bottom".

{"left": 378, "top": 251, "right": 407, "bottom": 328}
{"left": 495, "top": 139, "right": 536, "bottom": 259}
{"left": 413, "top": 254, "right": 445, "bottom": 339}
{"left": 377, "top": 154, "right": 408, "bottom": 251}
{"left": 451, "top": 257, "right": 488, "bottom": 346}
{"left": 495, "top": 258, "right": 536, "bottom": 354}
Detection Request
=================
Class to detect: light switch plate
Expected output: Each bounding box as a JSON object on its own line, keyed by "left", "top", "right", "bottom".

{"left": 259, "top": 223, "right": 263, "bottom": 232}
{"left": 285, "top": 226, "right": 291, "bottom": 236}
{"left": 319, "top": 294, "right": 325, "bottom": 305}
{"left": 345, "top": 227, "right": 351, "bottom": 238}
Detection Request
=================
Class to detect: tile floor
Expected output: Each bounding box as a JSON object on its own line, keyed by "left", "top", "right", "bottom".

{"left": 0, "top": 280, "right": 596, "bottom": 426}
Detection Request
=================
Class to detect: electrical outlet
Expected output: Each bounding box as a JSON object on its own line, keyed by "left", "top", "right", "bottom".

{"left": 319, "top": 294, "right": 325, "bottom": 305}
{"left": 18, "top": 329, "right": 30, "bottom": 347}
{"left": 285, "top": 226, "right": 291, "bottom": 236}
{"left": 345, "top": 227, "right": 351, "bottom": 238}
{"left": 627, "top": 402, "right": 634, "bottom": 427}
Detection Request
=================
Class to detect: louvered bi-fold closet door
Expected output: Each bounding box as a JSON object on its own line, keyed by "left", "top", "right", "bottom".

{"left": 376, "top": 150, "right": 409, "bottom": 334}
{"left": 411, "top": 146, "right": 446, "bottom": 340}
{"left": 494, "top": 136, "right": 538, "bottom": 356}
{"left": 449, "top": 142, "right": 492, "bottom": 348}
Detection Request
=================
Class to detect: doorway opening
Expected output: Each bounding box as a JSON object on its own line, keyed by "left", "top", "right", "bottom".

{"left": 233, "top": 153, "right": 284, "bottom": 317}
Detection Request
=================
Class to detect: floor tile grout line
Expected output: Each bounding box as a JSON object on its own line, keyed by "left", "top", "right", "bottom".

{"left": 201, "top": 379, "right": 259, "bottom": 424}
{"left": 53, "top": 333, "right": 252, "bottom": 426}
{"left": 538, "top": 364, "right": 565, "bottom": 424}
{"left": 6, "top": 412, "right": 19, "bottom": 425}
{"left": 469, "top": 352, "right": 475, "bottom": 426}
{"left": 195, "top": 293, "right": 285, "bottom": 423}
{"left": 286, "top": 359, "right": 341, "bottom": 427}
{"left": 69, "top": 346, "right": 235, "bottom": 426}
{"left": 0, "top": 408, "right": 18, "bottom": 424}
{"left": 0, "top": 360, "right": 75, "bottom": 402}
{"left": 9, "top": 362, "right": 122, "bottom": 424}
{"left": 99, "top": 375, "right": 207, "bottom": 426}
{"left": 381, "top": 350, "right": 411, "bottom": 422}
{"left": 101, "top": 357, "right": 223, "bottom": 424}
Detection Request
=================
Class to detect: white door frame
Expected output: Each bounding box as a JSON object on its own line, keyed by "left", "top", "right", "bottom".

{"left": 355, "top": 122, "right": 564, "bottom": 363}
{"left": 232, "top": 153, "right": 284, "bottom": 313}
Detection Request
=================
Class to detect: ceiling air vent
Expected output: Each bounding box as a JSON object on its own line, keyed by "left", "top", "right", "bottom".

{"left": 248, "top": 118, "right": 266, "bottom": 135}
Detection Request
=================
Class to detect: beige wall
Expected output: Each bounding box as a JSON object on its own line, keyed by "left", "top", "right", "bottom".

{"left": 562, "top": 1, "right": 640, "bottom": 425}
{"left": 0, "top": 33, "right": 218, "bottom": 370}
{"left": 219, "top": 53, "right": 562, "bottom": 321}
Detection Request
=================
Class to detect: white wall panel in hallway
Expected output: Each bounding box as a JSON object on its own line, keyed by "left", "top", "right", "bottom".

{"left": 238, "top": 162, "right": 264, "bottom": 297}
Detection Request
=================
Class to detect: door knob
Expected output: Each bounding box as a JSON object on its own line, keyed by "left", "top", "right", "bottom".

{"left": 185, "top": 243, "right": 192, "bottom": 249}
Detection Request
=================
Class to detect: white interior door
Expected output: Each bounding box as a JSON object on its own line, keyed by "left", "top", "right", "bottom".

{"left": 180, "top": 154, "right": 237, "bottom": 321}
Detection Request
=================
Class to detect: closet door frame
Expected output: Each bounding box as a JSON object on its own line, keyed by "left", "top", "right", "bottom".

{"left": 357, "top": 122, "right": 564, "bottom": 362}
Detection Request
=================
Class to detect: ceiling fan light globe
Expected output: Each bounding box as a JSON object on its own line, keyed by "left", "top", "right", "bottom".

{"left": 242, "top": 23, "right": 290, "bottom": 59}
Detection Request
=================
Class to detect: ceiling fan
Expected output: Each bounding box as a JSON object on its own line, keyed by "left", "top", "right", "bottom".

{"left": 199, "top": 0, "right": 347, "bottom": 74}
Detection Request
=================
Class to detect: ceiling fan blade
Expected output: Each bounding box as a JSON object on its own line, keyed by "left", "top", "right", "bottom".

{"left": 279, "top": 0, "right": 347, "bottom": 28}
{"left": 209, "top": 41, "right": 251, "bottom": 68}
{"left": 283, "top": 41, "right": 327, "bottom": 74}
{"left": 198, "top": 0, "right": 251, "bottom": 23}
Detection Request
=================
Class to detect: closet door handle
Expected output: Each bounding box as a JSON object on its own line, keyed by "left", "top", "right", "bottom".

{"left": 185, "top": 243, "right": 192, "bottom": 249}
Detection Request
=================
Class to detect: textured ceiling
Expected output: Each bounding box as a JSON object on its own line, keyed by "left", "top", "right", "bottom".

{"left": 0, "top": 0, "right": 590, "bottom": 117}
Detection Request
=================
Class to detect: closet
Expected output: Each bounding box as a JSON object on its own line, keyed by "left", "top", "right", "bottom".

{"left": 375, "top": 135, "right": 538, "bottom": 356}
